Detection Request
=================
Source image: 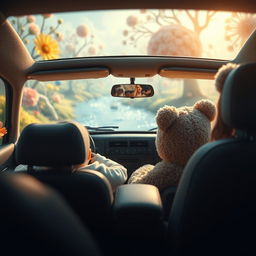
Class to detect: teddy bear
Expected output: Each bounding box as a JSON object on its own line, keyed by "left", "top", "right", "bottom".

{"left": 128, "top": 99, "right": 216, "bottom": 191}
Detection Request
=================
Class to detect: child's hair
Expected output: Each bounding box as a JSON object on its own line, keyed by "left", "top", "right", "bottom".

{"left": 116, "top": 87, "right": 124, "bottom": 96}
{"left": 211, "top": 63, "right": 239, "bottom": 141}
{"left": 211, "top": 95, "right": 235, "bottom": 140}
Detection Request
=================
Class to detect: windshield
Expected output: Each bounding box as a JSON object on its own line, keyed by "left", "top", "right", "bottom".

{"left": 20, "top": 77, "right": 218, "bottom": 131}
{"left": 8, "top": 9, "right": 256, "bottom": 60}
{"left": 14, "top": 8, "right": 255, "bottom": 131}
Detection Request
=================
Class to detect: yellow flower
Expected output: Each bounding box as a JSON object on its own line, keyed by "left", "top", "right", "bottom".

{"left": 34, "top": 34, "right": 59, "bottom": 60}
{"left": 47, "top": 83, "right": 59, "bottom": 91}
{"left": 47, "top": 83, "right": 54, "bottom": 90}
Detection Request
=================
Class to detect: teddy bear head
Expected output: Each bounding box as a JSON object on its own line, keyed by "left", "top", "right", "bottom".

{"left": 155, "top": 99, "right": 216, "bottom": 165}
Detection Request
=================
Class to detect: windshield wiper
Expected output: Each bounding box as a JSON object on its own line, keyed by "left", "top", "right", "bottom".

{"left": 148, "top": 127, "right": 157, "bottom": 131}
{"left": 86, "top": 126, "right": 119, "bottom": 131}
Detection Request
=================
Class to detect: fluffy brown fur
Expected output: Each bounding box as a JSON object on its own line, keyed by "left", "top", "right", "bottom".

{"left": 128, "top": 99, "right": 216, "bottom": 191}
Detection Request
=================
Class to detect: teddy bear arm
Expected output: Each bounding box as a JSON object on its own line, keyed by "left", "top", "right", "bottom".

{"left": 127, "top": 164, "right": 154, "bottom": 184}
{"left": 132, "top": 161, "right": 184, "bottom": 191}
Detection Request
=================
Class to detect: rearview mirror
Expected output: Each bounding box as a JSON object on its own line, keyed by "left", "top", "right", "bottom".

{"left": 111, "top": 84, "right": 154, "bottom": 98}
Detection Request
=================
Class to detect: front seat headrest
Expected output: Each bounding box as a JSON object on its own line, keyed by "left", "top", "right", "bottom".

{"left": 15, "top": 121, "right": 89, "bottom": 166}
{"left": 221, "top": 63, "right": 256, "bottom": 131}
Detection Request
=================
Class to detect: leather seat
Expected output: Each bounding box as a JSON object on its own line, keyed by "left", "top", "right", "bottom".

{"left": 0, "top": 172, "right": 101, "bottom": 256}
{"left": 168, "top": 63, "right": 256, "bottom": 256}
{"left": 14, "top": 122, "right": 113, "bottom": 240}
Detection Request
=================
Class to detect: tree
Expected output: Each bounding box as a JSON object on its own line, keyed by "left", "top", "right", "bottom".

{"left": 123, "top": 10, "right": 217, "bottom": 106}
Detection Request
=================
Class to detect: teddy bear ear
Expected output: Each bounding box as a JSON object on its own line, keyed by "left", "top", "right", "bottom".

{"left": 156, "top": 105, "right": 178, "bottom": 131}
{"left": 194, "top": 99, "right": 216, "bottom": 121}
{"left": 215, "top": 63, "right": 239, "bottom": 93}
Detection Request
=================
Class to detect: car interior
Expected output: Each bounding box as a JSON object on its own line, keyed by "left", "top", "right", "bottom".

{"left": 1, "top": 0, "right": 256, "bottom": 255}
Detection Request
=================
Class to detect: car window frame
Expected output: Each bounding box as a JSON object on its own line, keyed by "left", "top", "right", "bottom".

{"left": 0, "top": 78, "right": 13, "bottom": 145}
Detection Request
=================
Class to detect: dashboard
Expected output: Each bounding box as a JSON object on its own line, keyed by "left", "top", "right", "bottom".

{"left": 91, "top": 132, "right": 161, "bottom": 177}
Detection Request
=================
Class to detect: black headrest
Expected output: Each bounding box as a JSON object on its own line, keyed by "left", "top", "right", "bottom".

{"left": 15, "top": 122, "right": 89, "bottom": 166}
{"left": 221, "top": 63, "right": 256, "bottom": 131}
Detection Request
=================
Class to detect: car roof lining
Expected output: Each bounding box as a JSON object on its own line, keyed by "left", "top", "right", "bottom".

{"left": 26, "top": 57, "right": 228, "bottom": 81}
{"left": 2, "top": 0, "right": 256, "bottom": 17}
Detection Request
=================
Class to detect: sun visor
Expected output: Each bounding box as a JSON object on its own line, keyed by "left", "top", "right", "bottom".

{"left": 159, "top": 67, "right": 217, "bottom": 79}
{"left": 27, "top": 67, "right": 110, "bottom": 81}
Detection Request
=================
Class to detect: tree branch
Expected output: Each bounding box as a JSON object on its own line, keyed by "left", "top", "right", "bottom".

{"left": 149, "top": 10, "right": 163, "bottom": 26}
{"left": 170, "top": 10, "right": 182, "bottom": 24}
{"left": 137, "top": 25, "right": 154, "bottom": 34}
{"left": 75, "top": 39, "right": 88, "bottom": 57}
{"left": 38, "top": 94, "right": 59, "bottom": 120}
{"left": 199, "top": 11, "right": 217, "bottom": 32}
{"left": 31, "top": 81, "right": 39, "bottom": 89}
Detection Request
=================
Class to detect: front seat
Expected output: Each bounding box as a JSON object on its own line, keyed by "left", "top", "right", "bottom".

{"left": 168, "top": 63, "right": 256, "bottom": 256}
{"left": 0, "top": 173, "right": 101, "bottom": 256}
{"left": 14, "top": 121, "right": 113, "bottom": 241}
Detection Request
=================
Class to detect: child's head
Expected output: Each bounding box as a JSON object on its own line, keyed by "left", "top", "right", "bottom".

{"left": 142, "top": 85, "right": 152, "bottom": 96}
{"left": 211, "top": 63, "right": 239, "bottom": 141}
{"left": 136, "top": 85, "right": 142, "bottom": 93}
{"left": 116, "top": 87, "right": 125, "bottom": 96}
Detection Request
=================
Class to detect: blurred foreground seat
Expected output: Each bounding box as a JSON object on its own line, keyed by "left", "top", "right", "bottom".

{"left": 0, "top": 173, "right": 101, "bottom": 256}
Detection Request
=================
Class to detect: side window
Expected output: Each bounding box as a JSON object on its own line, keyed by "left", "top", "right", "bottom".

{"left": 0, "top": 79, "right": 6, "bottom": 144}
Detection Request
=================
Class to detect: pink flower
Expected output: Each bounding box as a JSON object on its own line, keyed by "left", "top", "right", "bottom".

{"left": 147, "top": 24, "right": 201, "bottom": 57}
{"left": 22, "top": 88, "right": 39, "bottom": 107}
{"left": 26, "top": 15, "right": 36, "bottom": 23}
{"left": 140, "top": 9, "right": 147, "bottom": 14}
{"left": 65, "top": 44, "right": 75, "bottom": 52}
{"left": 88, "top": 46, "right": 97, "bottom": 55}
{"left": 42, "top": 13, "right": 53, "bottom": 18}
{"left": 52, "top": 93, "right": 62, "bottom": 103}
{"left": 227, "top": 45, "right": 234, "bottom": 52}
{"left": 146, "top": 15, "right": 153, "bottom": 21}
{"left": 76, "top": 25, "right": 90, "bottom": 38}
{"left": 123, "top": 30, "right": 129, "bottom": 36}
{"left": 28, "top": 23, "right": 40, "bottom": 35}
{"left": 126, "top": 15, "right": 138, "bottom": 27}
{"left": 33, "top": 110, "right": 40, "bottom": 116}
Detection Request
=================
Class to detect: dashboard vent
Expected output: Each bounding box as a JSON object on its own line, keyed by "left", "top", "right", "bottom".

{"left": 109, "top": 141, "right": 128, "bottom": 147}
{"left": 130, "top": 141, "right": 148, "bottom": 147}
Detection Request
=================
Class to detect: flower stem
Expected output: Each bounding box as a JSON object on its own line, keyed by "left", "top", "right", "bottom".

{"left": 41, "top": 17, "right": 46, "bottom": 33}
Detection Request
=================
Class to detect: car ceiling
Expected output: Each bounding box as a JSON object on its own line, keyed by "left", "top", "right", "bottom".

{"left": 1, "top": 0, "right": 256, "bottom": 17}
